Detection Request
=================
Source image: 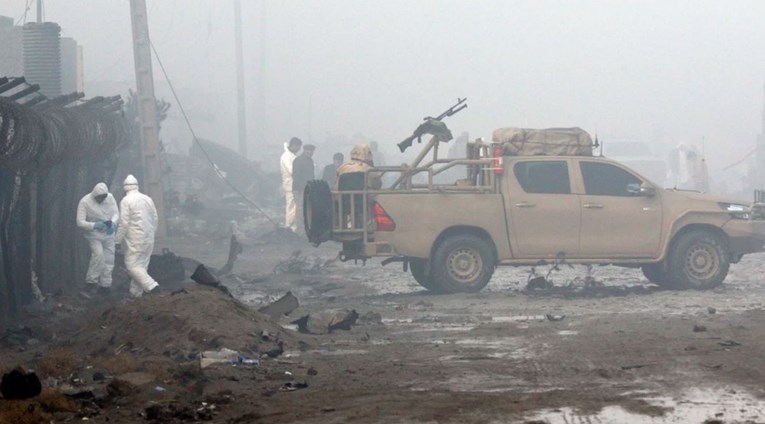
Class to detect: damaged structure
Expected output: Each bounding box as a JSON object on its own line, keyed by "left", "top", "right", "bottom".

{"left": 0, "top": 77, "right": 129, "bottom": 322}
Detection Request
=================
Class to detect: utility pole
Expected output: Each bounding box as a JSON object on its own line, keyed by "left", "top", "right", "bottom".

{"left": 234, "top": 0, "right": 247, "bottom": 158}
{"left": 129, "top": 0, "right": 166, "bottom": 239}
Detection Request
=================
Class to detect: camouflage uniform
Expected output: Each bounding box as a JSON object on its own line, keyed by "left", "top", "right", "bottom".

{"left": 335, "top": 144, "right": 382, "bottom": 190}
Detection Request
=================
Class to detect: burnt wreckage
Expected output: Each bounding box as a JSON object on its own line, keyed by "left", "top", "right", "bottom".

{"left": 0, "top": 76, "right": 129, "bottom": 321}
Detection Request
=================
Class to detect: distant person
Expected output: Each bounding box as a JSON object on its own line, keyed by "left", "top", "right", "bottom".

{"left": 280, "top": 137, "right": 302, "bottom": 232}
{"left": 322, "top": 152, "right": 344, "bottom": 186}
{"left": 76, "top": 182, "right": 119, "bottom": 293}
{"left": 115, "top": 175, "right": 159, "bottom": 297}
{"left": 448, "top": 132, "right": 469, "bottom": 158}
{"left": 292, "top": 144, "right": 316, "bottom": 232}
{"left": 336, "top": 144, "right": 382, "bottom": 190}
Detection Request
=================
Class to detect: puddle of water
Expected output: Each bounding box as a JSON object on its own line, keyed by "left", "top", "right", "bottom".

{"left": 526, "top": 386, "right": 765, "bottom": 423}
{"left": 307, "top": 349, "right": 370, "bottom": 356}
{"left": 454, "top": 337, "right": 521, "bottom": 349}
{"left": 391, "top": 324, "right": 477, "bottom": 335}
{"left": 492, "top": 315, "right": 547, "bottom": 322}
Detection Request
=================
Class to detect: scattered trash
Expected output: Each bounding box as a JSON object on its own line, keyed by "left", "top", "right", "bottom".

{"left": 718, "top": 340, "right": 741, "bottom": 347}
{"left": 281, "top": 380, "right": 308, "bottom": 392}
{"left": 693, "top": 325, "right": 707, "bottom": 332}
{"left": 0, "top": 367, "right": 42, "bottom": 400}
{"left": 258, "top": 291, "right": 300, "bottom": 320}
{"left": 144, "top": 401, "right": 215, "bottom": 422}
{"left": 237, "top": 356, "right": 260, "bottom": 365}
{"left": 292, "top": 309, "right": 359, "bottom": 334}
{"left": 154, "top": 385, "right": 166, "bottom": 392}
{"left": 545, "top": 314, "right": 566, "bottom": 322}
{"left": 200, "top": 348, "right": 240, "bottom": 368}
{"left": 708, "top": 307, "right": 717, "bottom": 315}
{"left": 191, "top": 264, "right": 233, "bottom": 297}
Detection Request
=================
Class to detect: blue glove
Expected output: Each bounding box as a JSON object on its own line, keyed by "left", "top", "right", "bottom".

{"left": 106, "top": 223, "right": 115, "bottom": 235}
{"left": 94, "top": 221, "right": 106, "bottom": 231}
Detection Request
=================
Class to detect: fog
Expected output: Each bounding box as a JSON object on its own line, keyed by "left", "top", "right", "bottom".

{"left": 2, "top": 0, "right": 764, "bottom": 172}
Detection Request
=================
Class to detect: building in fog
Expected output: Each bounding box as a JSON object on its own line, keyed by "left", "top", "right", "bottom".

{"left": 0, "top": 16, "right": 23, "bottom": 77}
{"left": 0, "top": 15, "right": 82, "bottom": 95}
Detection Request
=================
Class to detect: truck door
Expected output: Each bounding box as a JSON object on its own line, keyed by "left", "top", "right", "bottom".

{"left": 576, "top": 160, "right": 662, "bottom": 258}
{"left": 505, "top": 159, "right": 580, "bottom": 258}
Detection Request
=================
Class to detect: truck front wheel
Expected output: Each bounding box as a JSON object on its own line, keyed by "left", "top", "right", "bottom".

{"left": 430, "top": 234, "right": 494, "bottom": 293}
{"left": 667, "top": 230, "right": 729, "bottom": 290}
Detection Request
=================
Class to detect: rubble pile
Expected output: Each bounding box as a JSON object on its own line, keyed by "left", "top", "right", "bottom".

{"left": 0, "top": 286, "right": 309, "bottom": 423}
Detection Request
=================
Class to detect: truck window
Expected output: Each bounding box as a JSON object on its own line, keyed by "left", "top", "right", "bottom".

{"left": 513, "top": 161, "right": 571, "bottom": 194}
{"left": 580, "top": 162, "right": 641, "bottom": 196}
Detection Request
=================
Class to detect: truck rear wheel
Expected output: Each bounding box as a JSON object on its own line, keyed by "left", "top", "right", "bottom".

{"left": 667, "top": 230, "right": 729, "bottom": 290}
{"left": 430, "top": 234, "right": 494, "bottom": 293}
{"left": 409, "top": 259, "right": 441, "bottom": 293}
{"left": 304, "top": 180, "right": 332, "bottom": 245}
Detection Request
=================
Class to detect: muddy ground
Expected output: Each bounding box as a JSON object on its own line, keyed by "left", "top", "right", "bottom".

{"left": 3, "top": 223, "right": 765, "bottom": 423}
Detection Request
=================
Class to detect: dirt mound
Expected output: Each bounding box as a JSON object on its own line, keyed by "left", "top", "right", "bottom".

{"left": 75, "top": 286, "right": 297, "bottom": 359}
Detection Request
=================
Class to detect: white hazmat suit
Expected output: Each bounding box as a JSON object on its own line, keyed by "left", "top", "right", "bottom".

{"left": 115, "top": 175, "right": 159, "bottom": 297}
{"left": 76, "top": 182, "right": 119, "bottom": 288}
{"left": 280, "top": 143, "right": 298, "bottom": 231}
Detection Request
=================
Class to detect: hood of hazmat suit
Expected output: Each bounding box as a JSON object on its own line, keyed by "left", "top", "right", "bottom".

{"left": 76, "top": 182, "right": 119, "bottom": 239}
{"left": 115, "top": 175, "right": 158, "bottom": 248}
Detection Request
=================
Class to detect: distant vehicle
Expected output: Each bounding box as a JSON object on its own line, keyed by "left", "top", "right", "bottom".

{"left": 604, "top": 141, "right": 667, "bottom": 187}
{"left": 303, "top": 124, "right": 765, "bottom": 294}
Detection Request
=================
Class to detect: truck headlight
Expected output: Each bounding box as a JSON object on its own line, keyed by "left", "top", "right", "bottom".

{"left": 719, "top": 203, "right": 751, "bottom": 219}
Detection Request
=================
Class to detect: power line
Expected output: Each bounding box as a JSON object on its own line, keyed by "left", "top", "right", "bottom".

{"left": 148, "top": 39, "right": 280, "bottom": 229}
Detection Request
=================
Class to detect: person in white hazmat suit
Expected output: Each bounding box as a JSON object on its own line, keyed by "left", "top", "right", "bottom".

{"left": 280, "top": 137, "right": 302, "bottom": 231}
{"left": 76, "top": 182, "right": 119, "bottom": 290}
{"left": 115, "top": 175, "right": 159, "bottom": 297}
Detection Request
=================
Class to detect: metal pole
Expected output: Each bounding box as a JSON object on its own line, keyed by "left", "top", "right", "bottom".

{"left": 129, "top": 0, "right": 166, "bottom": 240}
{"left": 234, "top": 0, "right": 247, "bottom": 158}
{"left": 36, "top": 0, "right": 42, "bottom": 23}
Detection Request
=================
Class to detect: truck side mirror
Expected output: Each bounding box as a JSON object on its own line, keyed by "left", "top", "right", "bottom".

{"left": 628, "top": 183, "right": 656, "bottom": 197}
{"left": 639, "top": 183, "right": 656, "bottom": 197}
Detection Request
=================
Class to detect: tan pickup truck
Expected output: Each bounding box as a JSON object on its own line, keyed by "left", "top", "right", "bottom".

{"left": 304, "top": 127, "right": 765, "bottom": 293}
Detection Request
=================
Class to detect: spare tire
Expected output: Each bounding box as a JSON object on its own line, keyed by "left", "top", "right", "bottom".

{"left": 304, "top": 179, "right": 333, "bottom": 245}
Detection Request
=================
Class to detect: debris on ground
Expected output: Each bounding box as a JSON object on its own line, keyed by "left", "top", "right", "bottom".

{"left": 719, "top": 340, "right": 742, "bottom": 347}
{"left": 258, "top": 291, "right": 299, "bottom": 320}
{"left": 217, "top": 234, "right": 244, "bottom": 276}
{"left": 191, "top": 264, "right": 233, "bottom": 296}
{"left": 1, "top": 367, "right": 42, "bottom": 400}
{"left": 201, "top": 348, "right": 240, "bottom": 368}
{"left": 693, "top": 325, "right": 707, "bottom": 332}
{"left": 292, "top": 309, "right": 359, "bottom": 334}
{"left": 273, "top": 250, "right": 336, "bottom": 274}
{"left": 708, "top": 307, "right": 717, "bottom": 314}
{"left": 527, "top": 276, "right": 554, "bottom": 291}
{"left": 146, "top": 249, "right": 186, "bottom": 285}
{"left": 281, "top": 380, "right": 308, "bottom": 392}
{"left": 546, "top": 314, "right": 566, "bottom": 322}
